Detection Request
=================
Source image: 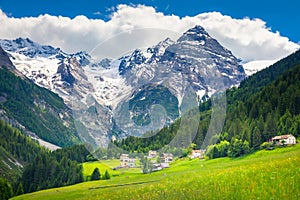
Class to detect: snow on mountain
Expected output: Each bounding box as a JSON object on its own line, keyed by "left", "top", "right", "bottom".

{"left": 118, "top": 25, "right": 245, "bottom": 104}
{"left": 0, "top": 25, "right": 248, "bottom": 146}
{"left": 0, "top": 38, "right": 65, "bottom": 58}
{"left": 242, "top": 60, "right": 277, "bottom": 76}
{"left": 84, "top": 59, "right": 132, "bottom": 109}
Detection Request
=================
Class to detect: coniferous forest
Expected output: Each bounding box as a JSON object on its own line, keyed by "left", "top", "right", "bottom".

{"left": 0, "top": 120, "right": 93, "bottom": 198}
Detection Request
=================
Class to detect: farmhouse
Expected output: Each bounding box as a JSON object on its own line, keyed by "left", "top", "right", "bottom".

{"left": 271, "top": 134, "right": 296, "bottom": 145}
{"left": 152, "top": 162, "right": 170, "bottom": 172}
{"left": 190, "top": 149, "right": 205, "bottom": 159}
{"left": 161, "top": 153, "right": 173, "bottom": 163}
{"left": 120, "top": 154, "right": 136, "bottom": 168}
{"left": 148, "top": 150, "right": 157, "bottom": 158}
{"left": 152, "top": 163, "right": 162, "bottom": 172}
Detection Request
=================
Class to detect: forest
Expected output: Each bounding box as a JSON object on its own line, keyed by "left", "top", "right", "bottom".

{"left": 0, "top": 68, "right": 80, "bottom": 147}
{"left": 0, "top": 120, "right": 94, "bottom": 199}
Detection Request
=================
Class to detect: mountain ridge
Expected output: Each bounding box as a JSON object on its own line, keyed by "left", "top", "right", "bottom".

{"left": 1, "top": 25, "right": 248, "bottom": 147}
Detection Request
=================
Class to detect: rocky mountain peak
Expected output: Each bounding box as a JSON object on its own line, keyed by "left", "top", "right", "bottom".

{"left": 0, "top": 37, "right": 62, "bottom": 58}
{"left": 177, "top": 25, "right": 209, "bottom": 43}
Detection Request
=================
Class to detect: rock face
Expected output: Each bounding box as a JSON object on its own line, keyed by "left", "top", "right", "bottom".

{"left": 0, "top": 46, "right": 17, "bottom": 72}
{"left": 0, "top": 25, "right": 246, "bottom": 147}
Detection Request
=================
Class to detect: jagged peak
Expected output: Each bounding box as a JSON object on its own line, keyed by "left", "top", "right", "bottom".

{"left": 177, "top": 25, "right": 210, "bottom": 43}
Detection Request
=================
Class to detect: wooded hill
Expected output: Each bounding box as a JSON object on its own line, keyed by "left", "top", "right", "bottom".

{"left": 113, "top": 50, "right": 300, "bottom": 153}
{"left": 0, "top": 119, "right": 92, "bottom": 198}
{"left": 0, "top": 46, "right": 80, "bottom": 147}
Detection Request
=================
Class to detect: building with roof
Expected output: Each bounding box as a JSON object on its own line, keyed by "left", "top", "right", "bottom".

{"left": 271, "top": 134, "right": 296, "bottom": 145}
{"left": 120, "top": 154, "right": 136, "bottom": 168}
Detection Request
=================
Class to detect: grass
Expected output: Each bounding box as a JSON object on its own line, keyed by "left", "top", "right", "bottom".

{"left": 13, "top": 144, "right": 300, "bottom": 200}
{"left": 81, "top": 160, "right": 141, "bottom": 180}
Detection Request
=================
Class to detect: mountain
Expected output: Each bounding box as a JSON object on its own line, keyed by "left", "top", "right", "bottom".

{"left": 115, "top": 50, "right": 300, "bottom": 152}
{"left": 0, "top": 46, "right": 81, "bottom": 147}
{"left": 0, "top": 25, "right": 246, "bottom": 147}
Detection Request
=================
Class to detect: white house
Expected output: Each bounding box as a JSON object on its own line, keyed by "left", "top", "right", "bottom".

{"left": 190, "top": 149, "right": 205, "bottom": 159}
{"left": 161, "top": 153, "right": 173, "bottom": 163}
{"left": 160, "top": 163, "right": 170, "bottom": 169}
{"left": 271, "top": 134, "right": 296, "bottom": 145}
{"left": 120, "top": 154, "right": 136, "bottom": 168}
{"left": 148, "top": 150, "right": 157, "bottom": 158}
{"left": 152, "top": 163, "right": 162, "bottom": 172}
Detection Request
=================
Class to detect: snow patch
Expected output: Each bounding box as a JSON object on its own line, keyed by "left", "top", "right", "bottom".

{"left": 243, "top": 60, "right": 277, "bottom": 76}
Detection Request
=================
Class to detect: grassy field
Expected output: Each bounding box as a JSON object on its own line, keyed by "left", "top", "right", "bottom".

{"left": 13, "top": 144, "right": 300, "bottom": 200}
{"left": 81, "top": 160, "right": 141, "bottom": 180}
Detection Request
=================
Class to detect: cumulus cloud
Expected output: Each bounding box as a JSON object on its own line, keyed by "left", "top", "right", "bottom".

{"left": 0, "top": 4, "right": 298, "bottom": 61}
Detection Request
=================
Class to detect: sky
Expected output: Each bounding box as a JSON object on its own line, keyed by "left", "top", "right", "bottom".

{"left": 0, "top": 0, "right": 299, "bottom": 62}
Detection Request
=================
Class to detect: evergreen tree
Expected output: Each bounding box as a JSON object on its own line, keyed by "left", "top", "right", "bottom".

{"left": 90, "top": 168, "right": 101, "bottom": 181}
{"left": 104, "top": 170, "right": 111, "bottom": 180}
{"left": 252, "top": 126, "right": 261, "bottom": 148}
{"left": 16, "top": 182, "right": 24, "bottom": 196}
{"left": 0, "top": 178, "right": 13, "bottom": 200}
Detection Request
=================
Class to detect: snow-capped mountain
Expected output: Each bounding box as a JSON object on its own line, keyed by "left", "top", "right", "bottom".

{"left": 0, "top": 25, "right": 246, "bottom": 147}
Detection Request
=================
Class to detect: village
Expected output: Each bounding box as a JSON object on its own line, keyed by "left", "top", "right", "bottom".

{"left": 117, "top": 134, "right": 296, "bottom": 173}
{"left": 118, "top": 149, "right": 206, "bottom": 173}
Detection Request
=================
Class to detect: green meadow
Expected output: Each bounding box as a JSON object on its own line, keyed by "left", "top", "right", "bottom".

{"left": 13, "top": 144, "right": 300, "bottom": 200}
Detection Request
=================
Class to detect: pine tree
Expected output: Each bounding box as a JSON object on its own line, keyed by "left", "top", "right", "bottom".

{"left": 0, "top": 178, "right": 13, "bottom": 200}
{"left": 104, "top": 170, "right": 111, "bottom": 180}
{"left": 16, "top": 182, "right": 24, "bottom": 196}
{"left": 252, "top": 126, "right": 261, "bottom": 148}
{"left": 90, "top": 168, "right": 101, "bottom": 181}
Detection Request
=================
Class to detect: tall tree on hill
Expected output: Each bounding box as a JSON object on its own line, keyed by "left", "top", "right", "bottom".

{"left": 103, "top": 170, "right": 111, "bottom": 180}
{"left": 90, "top": 168, "right": 101, "bottom": 181}
{"left": 16, "top": 182, "right": 24, "bottom": 196}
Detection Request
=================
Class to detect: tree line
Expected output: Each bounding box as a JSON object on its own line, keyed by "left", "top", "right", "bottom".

{"left": 0, "top": 120, "right": 96, "bottom": 199}
{"left": 113, "top": 50, "right": 300, "bottom": 155}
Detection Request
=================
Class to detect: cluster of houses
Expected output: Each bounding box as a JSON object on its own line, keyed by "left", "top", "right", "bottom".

{"left": 120, "top": 149, "right": 207, "bottom": 170}
{"left": 119, "top": 134, "right": 296, "bottom": 171}
{"left": 119, "top": 150, "right": 174, "bottom": 170}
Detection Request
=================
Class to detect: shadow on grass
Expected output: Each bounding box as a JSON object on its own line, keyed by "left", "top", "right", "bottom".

{"left": 88, "top": 180, "right": 160, "bottom": 190}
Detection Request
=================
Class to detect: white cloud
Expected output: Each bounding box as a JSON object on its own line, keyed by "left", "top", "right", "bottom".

{"left": 0, "top": 4, "right": 298, "bottom": 61}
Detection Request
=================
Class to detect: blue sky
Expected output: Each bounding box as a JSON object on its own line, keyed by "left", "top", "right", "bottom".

{"left": 0, "top": 1, "right": 299, "bottom": 62}
{"left": 1, "top": 0, "right": 299, "bottom": 43}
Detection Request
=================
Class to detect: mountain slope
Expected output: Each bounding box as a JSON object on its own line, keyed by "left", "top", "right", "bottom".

{"left": 114, "top": 50, "right": 300, "bottom": 151}
{"left": 0, "top": 119, "right": 43, "bottom": 183}
{"left": 1, "top": 25, "right": 246, "bottom": 146}
{"left": 0, "top": 46, "right": 80, "bottom": 147}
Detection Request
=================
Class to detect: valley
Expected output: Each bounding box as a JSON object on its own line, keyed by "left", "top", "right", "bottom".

{"left": 0, "top": 8, "right": 299, "bottom": 200}
{"left": 12, "top": 144, "right": 300, "bottom": 200}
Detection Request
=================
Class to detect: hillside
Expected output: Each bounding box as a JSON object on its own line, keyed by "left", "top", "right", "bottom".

{"left": 114, "top": 50, "right": 300, "bottom": 152}
{"left": 0, "top": 119, "right": 47, "bottom": 194}
{"left": 0, "top": 47, "right": 80, "bottom": 147}
{"left": 12, "top": 144, "right": 300, "bottom": 200}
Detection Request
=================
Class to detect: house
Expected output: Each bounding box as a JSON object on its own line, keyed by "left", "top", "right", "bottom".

{"left": 151, "top": 163, "right": 170, "bottom": 172}
{"left": 120, "top": 154, "right": 136, "bottom": 168}
{"left": 190, "top": 149, "right": 205, "bottom": 159}
{"left": 152, "top": 163, "right": 162, "bottom": 172}
{"left": 271, "top": 134, "right": 296, "bottom": 145}
{"left": 148, "top": 150, "right": 157, "bottom": 158}
{"left": 160, "top": 163, "right": 170, "bottom": 169}
{"left": 161, "top": 153, "right": 173, "bottom": 163}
